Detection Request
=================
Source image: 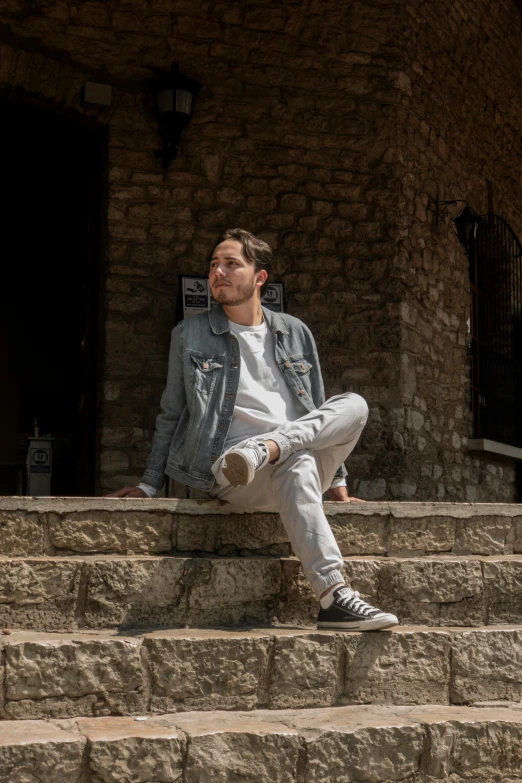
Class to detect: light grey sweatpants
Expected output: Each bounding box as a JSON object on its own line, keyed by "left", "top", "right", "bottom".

{"left": 209, "top": 393, "right": 369, "bottom": 599}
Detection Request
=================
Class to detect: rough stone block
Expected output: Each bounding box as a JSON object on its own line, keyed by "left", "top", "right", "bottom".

{"left": 4, "top": 635, "right": 145, "bottom": 719}
{"left": 385, "top": 515, "right": 455, "bottom": 555}
{"left": 47, "top": 511, "right": 173, "bottom": 554}
{"left": 417, "top": 707, "right": 522, "bottom": 778}
{"left": 343, "top": 629, "right": 451, "bottom": 705}
{"left": 450, "top": 628, "right": 522, "bottom": 703}
{"left": 79, "top": 716, "right": 185, "bottom": 783}
{"left": 328, "top": 512, "right": 386, "bottom": 555}
{"left": 186, "top": 558, "right": 281, "bottom": 627}
{"left": 266, "top": 631, "right": 340, "bottom": 709}
{"left": 144, "top": 630, "right": 270, "bottom": 712}
{"left": 0, "top": 558, "right": 81, "bottom": 631}
{"left": 288, "top": 706, "right": 426, "bottom": 783}
{"left": 484, "top": 559, "right": 522, "bottom": 624}
{"left": 0, "top": 511, "right": 44, "bottom": 556}
{"left": 83, "top": 557, "right": 186, "bottom": 629}
{"left": 170, "top": 712, "right": 300, "bottom": 783}
{"left": 454, "top": 515, "right": 514, "bottom": 555}
{"left": 0, "top": 720, "right": 86, "bottom": 782}
{"left": 175, "top": 511, "right": 288, "bottom": 555}
{"left": 378, "top": 559, "right": 485, "bottom": 626}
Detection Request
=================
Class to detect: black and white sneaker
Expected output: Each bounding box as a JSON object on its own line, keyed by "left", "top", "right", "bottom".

{"left": 317, "top": 586, "right": 399, "bottom": 631}
{"left": 221, "top": 439, "right": 271, "bottom": 486}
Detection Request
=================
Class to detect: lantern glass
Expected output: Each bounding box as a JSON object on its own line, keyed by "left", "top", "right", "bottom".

{"left": 158, "top": 89, "right": 174, "bottom": 114}
{"left": 176, "top": 89, "right": 193, "bottom": 115}
{"left": 152, "top": 61, "right": 201, "bottom": 167}
{"left": 454, "top": 206, "right": 481, "bottom": 252}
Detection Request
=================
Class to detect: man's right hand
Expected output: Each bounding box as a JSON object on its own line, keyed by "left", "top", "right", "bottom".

{"left": 105, "top": 486, "right": 148, "bottom": 498}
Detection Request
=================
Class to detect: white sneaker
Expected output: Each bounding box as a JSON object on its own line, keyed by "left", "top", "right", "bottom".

{"left": 221, "top": 440, "right": 271, "bottom": 486}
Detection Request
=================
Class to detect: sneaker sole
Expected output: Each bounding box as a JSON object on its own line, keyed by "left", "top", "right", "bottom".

{"left": 222, "top": 452, "right": 253, "bottom": 487}
{"left": 317, "top": 615, "right": 399, "bottom": 631}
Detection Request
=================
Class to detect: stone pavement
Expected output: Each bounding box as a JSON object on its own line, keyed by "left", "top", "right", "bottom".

{"left": 1, "top": 498, "right": 522, "bottom": 781}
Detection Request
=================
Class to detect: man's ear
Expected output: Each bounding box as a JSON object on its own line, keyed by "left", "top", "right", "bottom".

{"left": 256, "top": 269, "right": 268, "bottom": 287}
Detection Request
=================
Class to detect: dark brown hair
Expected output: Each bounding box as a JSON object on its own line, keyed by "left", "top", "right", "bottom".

{"left": 214, "top": 227, "right": 272, "bottom": 297}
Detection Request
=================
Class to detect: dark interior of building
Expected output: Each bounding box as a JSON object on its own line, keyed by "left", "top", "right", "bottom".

{"left": 0, "top": 98, "right": 103, "bottom": 495}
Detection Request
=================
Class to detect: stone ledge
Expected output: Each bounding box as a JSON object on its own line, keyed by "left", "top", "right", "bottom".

{"left": 467, "top": 438, "right": 522, "bottom": 461}
{"left": 1, "top": 625, "right": 522, "bottom": 719}
{"left": 2, "top": 705, "right": 522, "bottom": 782}
{"left": 2, "top": 498, "right": 522, "bottom": 557}
{"left": 2, "top": 497, "right": 522, "bottom": 515}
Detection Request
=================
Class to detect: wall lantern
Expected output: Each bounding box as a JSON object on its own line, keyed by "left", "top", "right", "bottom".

{"left": 153, "top": 61, "right": 202, "bottom": 169}
{"left": 453, "top": 206, "right": 482, "bottom": 255}
{"left": 435, "top": 196, "right": 482, "bottom": 255}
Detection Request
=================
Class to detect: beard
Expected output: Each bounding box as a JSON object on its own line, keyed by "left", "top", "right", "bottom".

{"left": 211, "top": 277, "right": 257, "bottom": 306}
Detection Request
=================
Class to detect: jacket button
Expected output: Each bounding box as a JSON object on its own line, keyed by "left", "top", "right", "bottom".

{"left": 301, "top": 363, "right": 306, "bottom": 370}
{"left": 299, "top": 389, "right": 306, "bottom": 395}
{"left": 285, "top": 362, "right": 291, "bottom": 368}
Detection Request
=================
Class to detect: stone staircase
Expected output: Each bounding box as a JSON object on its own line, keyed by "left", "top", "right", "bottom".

{"left": 1, "top": 497, "right": 522, "bottom": 781}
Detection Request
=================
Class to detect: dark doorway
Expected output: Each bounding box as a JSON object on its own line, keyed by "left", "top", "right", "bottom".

{"left": 0, "top": 98, "right": 105, "bottom": 496}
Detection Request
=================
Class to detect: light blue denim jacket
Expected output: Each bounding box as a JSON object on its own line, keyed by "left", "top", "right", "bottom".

{"left": 141, "top": 304, "right": 347, "bottom": 491}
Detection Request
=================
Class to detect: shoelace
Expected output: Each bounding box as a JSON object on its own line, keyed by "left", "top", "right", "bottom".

{"left": 338, "top": 589, "right": 374, "bottom": 617}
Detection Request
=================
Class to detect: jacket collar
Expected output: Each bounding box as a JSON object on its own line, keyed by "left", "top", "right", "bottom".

{"left": 209, "top": 304, "right": 289, "bottom": 335}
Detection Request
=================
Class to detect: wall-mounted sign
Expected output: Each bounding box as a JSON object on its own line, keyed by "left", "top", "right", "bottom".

{"left": 30, "top": 447, "right": 52, "bottom": 474}
{"left": 261, "top": 283, "right": 285, "bottom": 313}
{"left": 179, "top": 276, "right": 211, "bottom": 320}
{"left": 179, "top": 277, "right": 285, "bottom": 321}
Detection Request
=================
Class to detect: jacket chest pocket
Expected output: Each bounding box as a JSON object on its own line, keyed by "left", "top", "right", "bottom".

{"left": 291, "top": 359, "right": 313, "bottom": 375}
{"left": 282, "top": 355, "right": 314, "bottom": 397}
{"left": 189, "top": 352, "right": 224, "bottom": 400}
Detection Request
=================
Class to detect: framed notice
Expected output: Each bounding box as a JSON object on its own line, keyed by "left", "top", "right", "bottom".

{"left": 261, "top": 283, "right": 285, "bottom": 312}
{"left": 27, "top": 439, "right": 53, "bottom": 475}
{"left": 179, "top": 276, "right": 211, "bottom": 320}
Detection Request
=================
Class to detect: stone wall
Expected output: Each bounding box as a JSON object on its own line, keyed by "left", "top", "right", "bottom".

{"left": 364, "top": 0, "right": 522, "bottom": 502}
{"left": 0, "top": 0, "right": 521, "bottom": 500}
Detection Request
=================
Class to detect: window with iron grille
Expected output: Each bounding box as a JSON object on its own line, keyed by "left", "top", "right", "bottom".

{"left": 469, "top": 214, "right": 522, "bottom": 448}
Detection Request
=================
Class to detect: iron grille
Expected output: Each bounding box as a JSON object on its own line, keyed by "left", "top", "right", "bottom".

{"left": 469, "top": 214, "right": 522, "bottom": 447}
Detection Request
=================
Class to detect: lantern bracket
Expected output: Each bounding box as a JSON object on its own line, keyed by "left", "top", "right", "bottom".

{"left": 435, "top": 195, "right": 469, "bottom": 227}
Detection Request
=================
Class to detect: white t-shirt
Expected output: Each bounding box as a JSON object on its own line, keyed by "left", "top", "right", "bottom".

{"left": 224, "top": 319, "right": 306, "bottom": 449}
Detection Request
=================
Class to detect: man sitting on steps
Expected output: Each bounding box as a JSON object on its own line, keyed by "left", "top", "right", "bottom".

{"left": 109, "top": 228, "right": 399, "bottom": 632}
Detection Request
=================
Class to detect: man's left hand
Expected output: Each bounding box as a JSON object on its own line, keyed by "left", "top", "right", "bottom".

{"left": 327, "top": 486, "right": 366, "bottom": 502}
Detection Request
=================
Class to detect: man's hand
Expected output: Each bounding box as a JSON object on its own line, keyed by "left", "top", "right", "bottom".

{"left": 328, "top": 486, "right": 366, "bottom": 503}
{"left": 105, "top": 486, "right": 148, "bottom": 498}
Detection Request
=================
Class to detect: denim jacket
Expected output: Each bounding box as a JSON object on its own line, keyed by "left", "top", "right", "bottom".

{"left": 141, "top": 304, "right": 347, "bottom": 491}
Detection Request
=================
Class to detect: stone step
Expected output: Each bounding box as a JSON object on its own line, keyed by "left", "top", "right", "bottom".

{"left": 2, "top": 497, "right": 522, "bottom": 558}
{"left": 1, "top": 553, "right": 521, "bottom": 630}
{"left": 2, "top": 704, "right": 522, "bottom": 782}
{"left": 1, "top": 625, "right": 522, "bottom": 720}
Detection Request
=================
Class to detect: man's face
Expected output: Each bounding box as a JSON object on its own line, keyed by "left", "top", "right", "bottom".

{"left": 209, "top": 239, "right": 263, "bottom": 306}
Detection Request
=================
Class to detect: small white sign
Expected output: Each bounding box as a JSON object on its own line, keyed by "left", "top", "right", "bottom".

{"left": 181, "top": 277, "right": 210, "bottom": 319}
{"left": 261, "top": 283, "right": 284, "bottom": 312}
{"left": 29, "top": 446, "right": 52, "bottom": 475}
